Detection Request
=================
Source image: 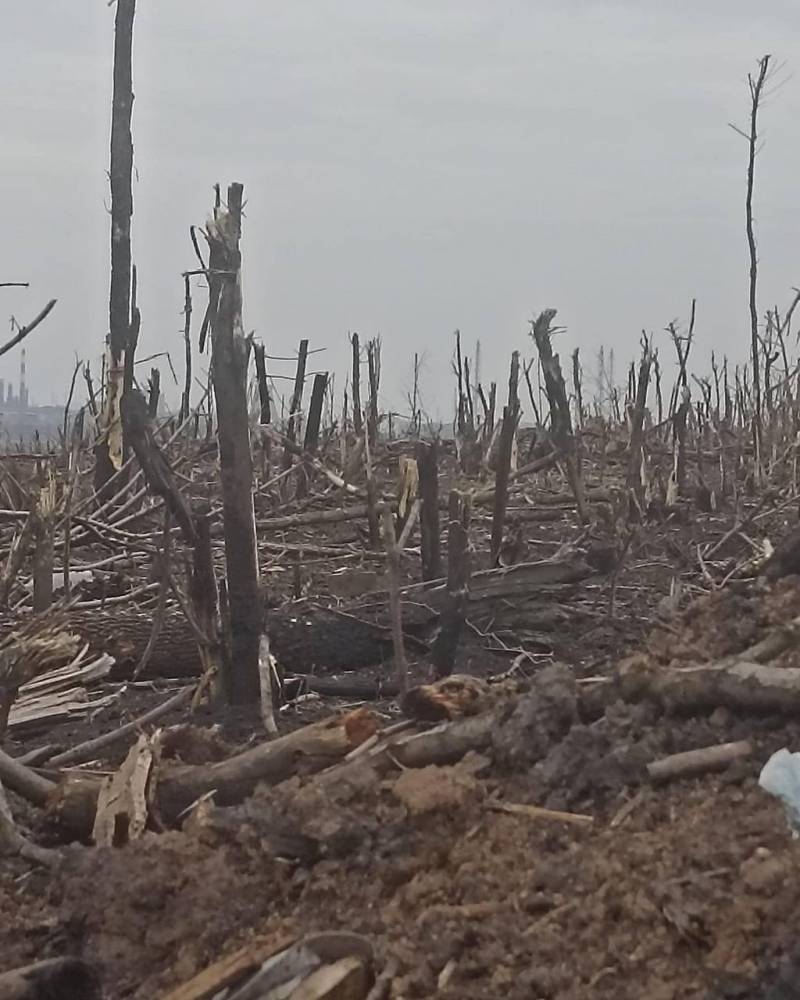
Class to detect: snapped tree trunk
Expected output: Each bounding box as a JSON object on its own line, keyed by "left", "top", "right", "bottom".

{"left": 282, "top": 339, "right": 309, "bottom": 472}
{"left": 253, "top": 342, "right": 271, "bottom": 424}
{"left": 297, "top": 372, "right": 327, "bottom": 498}
{"left": 529, "top": 309, "right": 588, "bottom": 523}
{"left": 351, "top": 333, "right": 363, "bottom": 437}
{"left": 96, "top": 0, "right": 135, "bottom": 494}
{"left": 179, "top": 273, "right": 192, "bottom": 424}
{"left": 416, "top": 439, "right": 441, "bottom": 581}
{"left": 205, "top": 183, "right": 261, "bottom": 704}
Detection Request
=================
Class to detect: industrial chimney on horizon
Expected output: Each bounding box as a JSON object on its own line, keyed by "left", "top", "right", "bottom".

{"left": 19, "top": 348, "right": 28, "bottom": 408}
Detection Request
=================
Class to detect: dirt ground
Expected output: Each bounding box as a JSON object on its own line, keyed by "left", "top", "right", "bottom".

{"left": 4, "top": 474, "right": 800, "bottom": 998}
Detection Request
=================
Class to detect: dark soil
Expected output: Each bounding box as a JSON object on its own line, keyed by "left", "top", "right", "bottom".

{"left": 4, "top": 477, "right": 800, "bottom": 998}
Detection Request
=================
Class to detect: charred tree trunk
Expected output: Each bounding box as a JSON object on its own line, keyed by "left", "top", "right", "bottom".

{"left": 416, "top": 439, "right": 441, "bottom": 581}
{"left": 282, "top": 339, "right": 309, "bottom": 472}
{"left": 204, "top": 183, "right": 261, "bottom": 704}
{"left": 351, "top": 333, "right": 363, "bottom": 437}
{"left": 179, "top": 273, "right": 192, "bottom": 424}
{"left": 297, "top": 372, "right": 328, "bottom": 498}
{"left": 626, "top": 340, "right": 653, "bottom": 500}
{"left": 147, "top": 367, "right": 160, "bottom": 419}
{"left": 530, "top": 309, "right": 588, "bottom": 523}
{"left": 253, "top": 342, "right": 271, "bottom": 424}
{"left": 120, "top": 389, "right": 196, "bottom": 541}
{"left": 367, "top": 338, "right": 380, "bottom": 449}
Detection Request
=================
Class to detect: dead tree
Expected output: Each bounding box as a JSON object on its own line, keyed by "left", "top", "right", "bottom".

{"left": 572, "top": 348, "right": 584, "bottom": 428}
{"left": 626, "top": 337, "right": 653, "bottom": 500}
{"left": 282, "top": 339, "right": 309, "bottom": 471}
{"left": 179, "top": 274, "right": 192, "bottom": 423}
{"left": 432, "top": 491, "right": 472, "bottom": 678}
{"left": 416, "top": 439, "right": 441, "bottom": 581}
{"left": 96, "top": 0, "right": 136, "bottom": 492}
{"left": 147, "top": 367, "right": 160, "bottom": 418}
{"left": 253, "top": 342, "right": 271, "bottom": 424}
{"left": 529, "top": 309, "right": 588, "bottom": 522}
{"left": 366, "top": 337, "right": 381, "bottom": 449}
{"left": 297, "top": 372, "right": 328, "bottom": 498}
{"left": 120, "top": 389, "right": 196, "bottom": 542}
{"left": 202, "top": 183, "right": 261, "bottom": 704}
{"left": 731, "top": 54, "right": 772, "bottom": 470}
{"left": 351, "top": 332, "right": 363, "bottom": 436}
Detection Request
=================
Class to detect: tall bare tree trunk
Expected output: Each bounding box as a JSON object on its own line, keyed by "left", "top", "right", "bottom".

{"left": 282, "top": 339, "right": 309, "bottom": 471}
{"left": 351, "top": 333, "right": 363, "bottom": 437}
{"left": 205, "top": 183, "right": 261, "bottom": 705}
{"left": 179, "top": 274, "right": 192, "bottom": 424}
{"left": 743, "top": 54, "right": 771, "bottom": 472}
{"left": 96, "top": 0, "right": 135, "bottom": 494}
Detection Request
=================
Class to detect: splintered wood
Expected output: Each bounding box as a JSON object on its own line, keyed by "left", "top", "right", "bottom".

{"left": 92, "top": 731, "right": 161, "bottom": 846}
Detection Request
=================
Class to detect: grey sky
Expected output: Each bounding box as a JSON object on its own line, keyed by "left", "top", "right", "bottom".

{"left": 1, "top": 2, "right": 798, "bottom": 416}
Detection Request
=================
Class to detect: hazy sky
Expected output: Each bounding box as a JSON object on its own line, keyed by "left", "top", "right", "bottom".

{"left": 1, "top": 2, "right": 798, "bottom": 417}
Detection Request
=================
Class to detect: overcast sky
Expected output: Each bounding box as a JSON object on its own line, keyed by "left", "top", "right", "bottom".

{"left": 1, "top": 2, "right": 798, "bottom": 417}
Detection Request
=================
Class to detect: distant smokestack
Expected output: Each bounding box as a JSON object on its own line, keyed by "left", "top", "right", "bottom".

{"left": 19, "top": 348, "right": 27, "bottom": 408}
{"left": 6, "top": 382, "right": 12, "bottom": 404}
{"left": 0, "top": 380, "right": 4, "bottom": 405}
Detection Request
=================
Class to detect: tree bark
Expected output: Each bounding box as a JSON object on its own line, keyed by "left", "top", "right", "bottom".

{"left": 351, "top": 333, "right": 363, "bottom": 436}
{"left": 179, "top": 273, "right": 192, "bottom": 424}
{"left": 530, "top": 309, "right": 588, "bottom": 522}
{"left": 253, "top": 342, "right": 271, "bottom": 424}
{"left": 297, "top": 372, "right": 327, "bottom": 498}
{"left": 745, "top": 55, "right": 771, "bottom": 470}
{"left": 96, "top": 0, "right": 135, "bottom": 493}
{"left": 206, "top": 183, "right": 261, "bottom": 704}
{"left": 282, "top": 339, "right": 309, "bottom": 472}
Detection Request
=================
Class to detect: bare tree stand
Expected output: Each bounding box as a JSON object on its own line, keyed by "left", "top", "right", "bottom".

{"left": 204, "top": 183, "right": 261, "bottom": 704}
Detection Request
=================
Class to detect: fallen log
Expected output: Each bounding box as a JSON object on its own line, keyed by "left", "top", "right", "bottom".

{"left": 45, "top": 709, "right": 380, "bottom": 840}
{"left": 38, "top": 556, "right": 596, "bottom": 681}
{"left": 400, "top": 556, "right": 595, "bottom": 608}
{"left": 619, "top": 655, "right": 800, "bottom": 714}
{"left": 646, "top": 741, "right": 753, "bottom": 783}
